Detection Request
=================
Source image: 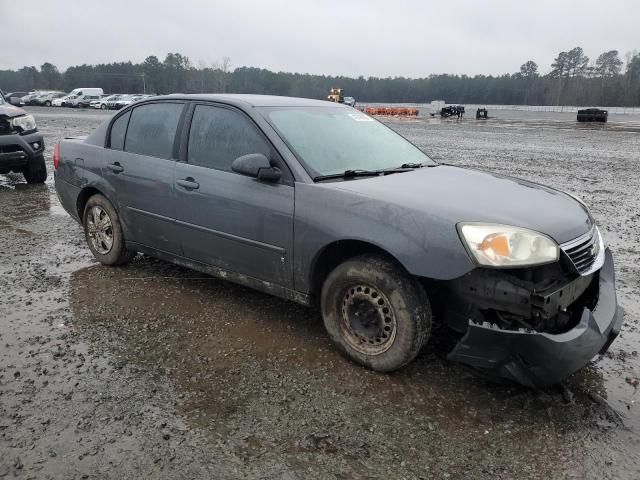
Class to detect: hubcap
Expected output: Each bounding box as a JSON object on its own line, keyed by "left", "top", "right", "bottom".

{"left": 86, "top": 206, "right": 114, "bottom": 255}
{"left": 340, "top": 284, "right": 397, "bottom": 355}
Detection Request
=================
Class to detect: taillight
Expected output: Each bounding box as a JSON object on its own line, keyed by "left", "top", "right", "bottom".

{"left": 53, "top": 143, "right": 59, "bottom": 170}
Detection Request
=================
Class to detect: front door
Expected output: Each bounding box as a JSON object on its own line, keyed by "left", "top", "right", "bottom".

{"left": 174, "top": 104, "right": 294, "bottom": 288}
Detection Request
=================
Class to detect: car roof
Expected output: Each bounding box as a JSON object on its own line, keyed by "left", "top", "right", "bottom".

{"left": 151, "top": 94, "right": 346, "bottom": 108}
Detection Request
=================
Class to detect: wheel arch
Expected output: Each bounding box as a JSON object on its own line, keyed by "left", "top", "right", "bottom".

{"left": 76, "top": 186, "right": 111, "bottom": 223}
{"left": 308, "top": 239, "right": 410, "bottom": 302}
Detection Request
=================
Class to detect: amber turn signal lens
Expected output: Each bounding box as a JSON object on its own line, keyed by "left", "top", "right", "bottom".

{"left": 478, "top": 234, "right": 510, "bottom": 257}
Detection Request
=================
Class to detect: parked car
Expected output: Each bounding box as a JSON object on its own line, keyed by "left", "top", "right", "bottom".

{"left": 53, "top": 95, "right": 71, "bottom": 107}
{"left": 33, "top": 92, "right": 67, "bottom": 107}
{"left": 21, "top": 92, "right": 44, "bottom": 106}
{"left": 93, "top": 94, "right": 121, "bottom": 109}
{"left": 104, "top": 95, "right": 128, "bottom": 110}
{"left": 53, "top": 94, "right": 623, "bottom": 387}
{"left": 5, "top": 92, "right": 28, "bottom": 106}
{"left": 113, "top": 94, "right": 144, "bottom": 110}
{"left": 0, "top": 92, "right": 46, "bottom": 183}
{"left": 343, "top": 96, "right": 356, "bottom": 107}
{"left": 69, "top": 94, "right": 101, "bottom": 108}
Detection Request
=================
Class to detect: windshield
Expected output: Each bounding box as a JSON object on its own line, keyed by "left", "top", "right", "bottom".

{"left": 262, "top": 106, "right": 434, "bottom": 177}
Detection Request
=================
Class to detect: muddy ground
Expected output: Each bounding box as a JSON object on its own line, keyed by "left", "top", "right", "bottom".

{"left": 1, "top": 107, "right": 639, "bottom": 479}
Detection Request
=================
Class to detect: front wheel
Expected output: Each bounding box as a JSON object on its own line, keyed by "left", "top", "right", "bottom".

{"left": 101, "top": 104, "right": 107, "bottom": 110}
{"left": 23, "top": 155, "right": 47, "bottom": 184}
{"left": 44, "top": 101, "right": 52, "bottom": 107}
{"left": 321, "top": 254, "right": 431, "bottom": 372}
{"left": 83, "top": 194, "right": 134, "bottom": 266}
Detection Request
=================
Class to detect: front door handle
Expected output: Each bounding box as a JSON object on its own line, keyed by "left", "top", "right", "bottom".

{"left": 107, "top": 162, "right": 124, "bottom": 173}
{"left": 176, "top": 178, "right": 200, "bottom": 190}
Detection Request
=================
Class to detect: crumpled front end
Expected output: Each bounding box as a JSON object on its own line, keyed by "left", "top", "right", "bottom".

{"left": 444, "top": 248, "right": 623, "bottom": 388}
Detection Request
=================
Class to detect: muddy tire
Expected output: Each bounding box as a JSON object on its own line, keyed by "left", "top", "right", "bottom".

{"left": 83, "top": 194, "right": 134, "bottom": 266}
{"left": 321, "top": 254, "right": 431, "bottom": 372}
{"left": 23, "top": 155, "right": 47, "bottom": 184}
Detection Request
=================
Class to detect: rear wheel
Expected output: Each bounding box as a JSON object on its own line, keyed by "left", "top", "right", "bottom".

{"left": 44, "top": 100, "right": 52, "bottom": 107}
{"left": 321, "top": 254, "right": 431, "bottom": 372}
{"left": 101, "top": 104, "right": 107, "bottom": 110}
{"left": 23, "top": 155, "right": 47, "bottom": 184}
{"left": 83, "top": 194, "right": 134, "bottom": 266}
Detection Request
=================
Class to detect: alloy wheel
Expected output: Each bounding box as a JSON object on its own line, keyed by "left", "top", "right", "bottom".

{"left": 86, "top": 206, "right": 114, "bottom": 254}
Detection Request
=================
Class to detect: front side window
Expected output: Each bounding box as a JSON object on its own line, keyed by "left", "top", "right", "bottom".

{"left": 187, "top": 105, "right": 271, "bottom": 172}
{"left": 125, "top": 103, "right": 183, "bottom": 159}
{"left": 109, "top": 111, "right": 130, "bottom": 150}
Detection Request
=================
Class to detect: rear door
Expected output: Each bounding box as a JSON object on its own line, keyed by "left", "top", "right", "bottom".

{"left": 102, "top": 101, "right": 185, "bottom": 254}
{"left": 174, "top": 103, "right": 294, "bottom": 288}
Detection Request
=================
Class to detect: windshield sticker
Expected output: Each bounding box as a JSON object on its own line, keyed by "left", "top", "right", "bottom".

{"left": 347, "top": 113, "right": 374, "bottom": 122}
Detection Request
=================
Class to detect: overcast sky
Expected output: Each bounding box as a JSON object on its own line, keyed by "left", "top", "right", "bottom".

{"left": 1, "top": 0, "right": 639, "bottom": 77}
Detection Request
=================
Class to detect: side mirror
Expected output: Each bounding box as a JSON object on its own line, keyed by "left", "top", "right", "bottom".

{"left": 231, "top": 153, "right": 281, "bottom": 182}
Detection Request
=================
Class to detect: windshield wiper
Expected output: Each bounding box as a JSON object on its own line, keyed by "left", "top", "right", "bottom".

{"left": 313, "top": 163, "right": 437, "bottom": 182}
{"left": 313, "top": 169, "right": 384, "bottom": 182}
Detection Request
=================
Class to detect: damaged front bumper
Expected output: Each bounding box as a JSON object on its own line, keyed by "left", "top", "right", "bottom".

{"left": 448, "top": 248, "right": 623, "bottom": 388}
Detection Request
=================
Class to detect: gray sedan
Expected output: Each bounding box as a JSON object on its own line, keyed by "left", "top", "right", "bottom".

{"left": 53, "top": 94, "right": 623, "bottom": 387}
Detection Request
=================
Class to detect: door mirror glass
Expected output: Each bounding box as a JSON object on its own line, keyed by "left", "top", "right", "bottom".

{"left": 231, "top": 153, "right": 281, "bottom": 181}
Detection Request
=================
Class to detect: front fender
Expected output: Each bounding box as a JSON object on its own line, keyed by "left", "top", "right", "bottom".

{"left": 293, "top": 182, "right": 474, "bottom": 293}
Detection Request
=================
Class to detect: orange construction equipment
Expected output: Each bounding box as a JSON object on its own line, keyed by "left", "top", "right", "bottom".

{"left": 363, "top": 106, "right": 419, "bottom": 117}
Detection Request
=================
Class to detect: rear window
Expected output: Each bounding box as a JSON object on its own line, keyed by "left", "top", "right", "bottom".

{"left": 109, "top": 111, "right": 130, "bottom": 150}
{"left": 124, "top": 103, "right": 183, "bottom": 159}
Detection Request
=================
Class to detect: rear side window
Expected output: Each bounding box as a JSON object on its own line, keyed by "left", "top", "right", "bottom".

{"left": 187, "top": 105, "right": 270, "bottom": 172}
{"left": 125, "top": 103, "right": 183, "bottom": 159}
{"left": 109, "top": 111, "right": 130, "bottom": 150}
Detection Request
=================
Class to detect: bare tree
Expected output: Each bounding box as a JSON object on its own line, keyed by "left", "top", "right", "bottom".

{"left": 221, "top": 56, "right": 232, "bottom": 74}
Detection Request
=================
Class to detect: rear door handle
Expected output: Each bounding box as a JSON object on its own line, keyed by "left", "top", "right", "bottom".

{"left": 107, "top": 162, "right": 124, "bottom": 173}
{"left": 176, "top": 178, "right": 200, "bottom": 190}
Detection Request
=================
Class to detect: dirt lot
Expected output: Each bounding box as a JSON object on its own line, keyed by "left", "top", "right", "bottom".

{"left": 1, "top": 107, "right": 639, "bottom": 479}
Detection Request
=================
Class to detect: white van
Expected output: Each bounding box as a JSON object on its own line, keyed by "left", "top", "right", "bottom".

{"left": 68, "top": 88, "right": 104, "bottom": 97}
{"left": 66, "top": 88, "right": 105, "bottom": 108}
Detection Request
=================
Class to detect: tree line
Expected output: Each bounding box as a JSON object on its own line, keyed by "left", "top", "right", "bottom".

{"left": 2, "top": 48, "right": 639, "bottom": 106}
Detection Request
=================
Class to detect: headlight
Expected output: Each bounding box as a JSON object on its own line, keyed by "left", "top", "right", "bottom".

{"left": 11, "top": 114, "right": 37, "bottom": 133}
{"left": 458, "top": 223, "right": 559, "bottom": 267}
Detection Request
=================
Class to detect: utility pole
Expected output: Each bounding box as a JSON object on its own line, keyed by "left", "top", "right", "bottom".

{"left": 141, "top": 73, "right": 146, "bottom": 94}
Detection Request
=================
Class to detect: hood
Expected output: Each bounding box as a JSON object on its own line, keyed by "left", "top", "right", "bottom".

{"left": 0, "top": 104, "right": 28, "bottom": 119}
{"left": 324, "top": 165, "right": 592, "bottom": 245}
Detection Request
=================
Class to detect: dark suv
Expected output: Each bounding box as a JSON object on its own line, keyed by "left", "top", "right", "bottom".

{"left": 0, "top": 92, "right": 46, "bottom": 183}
